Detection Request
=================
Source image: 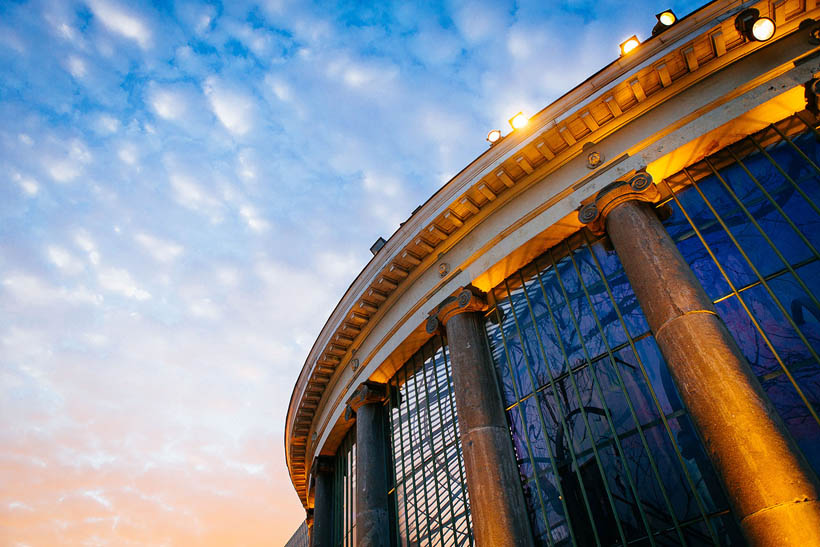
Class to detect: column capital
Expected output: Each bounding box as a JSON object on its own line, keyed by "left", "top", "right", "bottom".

{"left": 578, "top": 171, "right": 660, "bottom": 235}
{"left": 345, "top": 381, "right": 387, "bottom": 414}
{"left": 311, "top": 455, "right": 335, "bottom": 476}
{"left": 426, "top": 286, "right": 488, "bottom": 334}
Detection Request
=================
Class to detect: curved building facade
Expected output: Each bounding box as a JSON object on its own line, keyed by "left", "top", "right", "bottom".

{"left": 286, "top": 1, "right": 820, "bottom": 545}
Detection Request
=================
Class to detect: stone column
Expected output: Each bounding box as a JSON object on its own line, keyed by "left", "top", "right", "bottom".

{"left": 311, "top": 457, "right": 334, "bottom": 547}
{"left": 346, "top": 381, "right": 390, "bottom": 547}
{"left": 581, "top": 172, "right": 820, "bottom": 546}
{"left": 428, "top": 288, "right": 534, "bottom": 547}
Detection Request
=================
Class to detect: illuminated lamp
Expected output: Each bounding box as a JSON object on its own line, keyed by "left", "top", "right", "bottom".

{"left": 486, "top": 129, "right": 502, "bottom": 144}
{"left": 652, "top": 10, "right": 677, "bottom": 36}
{"left": 620, "top": 35, "right": 641, "bottom": 56}
{"left": 508, "top": 112, "right": 528, "bottom": 130}
{"left": 735, "top": 8, "right": 775, "bottom": 42}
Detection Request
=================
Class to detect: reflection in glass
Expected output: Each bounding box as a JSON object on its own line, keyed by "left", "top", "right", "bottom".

{"left": 486, "top": 232, "right": 740, "bottom": 545}
{"left": 387, "top": 337, "right": 473, "bottom": 546}
{"left": 332, "top": 429, "right": 356, "bottom": 547}
{"left": 662, "top": 122, "right": 820, "bottom": 475}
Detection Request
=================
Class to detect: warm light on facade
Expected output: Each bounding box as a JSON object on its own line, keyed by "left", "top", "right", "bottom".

{"left": 509, "top": 112, "right": 528, "bottom": 130}
{"left": 620, "top": 35, "right": 641, "bottom": 55}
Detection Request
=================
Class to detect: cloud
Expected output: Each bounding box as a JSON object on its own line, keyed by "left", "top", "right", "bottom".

{"left": 238, "top": 205, "right": 268, "bottom": 232}
{"left": 44, "top": 139, "right": 92, "bottom": 183}
{"left": 12, "top": 172, "right": 39, "bottom": 196}
{"left": 95, "top": 114, "right": 120, "bottom": 134}
{"left": 148, "top": 86, "right": 188, "bottom": 122}
{"left": 117, "top": 144, "right": 137, "bottom": 165}
{"left": 188, "top": 298, "right": 220, "bottom": 320}
{"left": 97, "top": 267, "right": 151, "bottom": 300}
{"left": 265, "top": 75, "right": 292, "bottom": 102}
{"left": 236, "top": 149, "right": 257, "bottom": 180}
{"left": 88, "top": 0, "right": 152, "bottom": 49}
{"left": 46, "top": 160, "right": 82, "bottom": 183}
{"left": 2, "top": 274, "right": 100, "bottom": 307}
{"left": 74, "top": 231, "right": 101, "bottom": 266}
{"left": 203, "top": 78, "right": 255, "bottom": 136}
{"left": 46, "top": 246, "right": 85, "bottom": 275}
{"left": 452, "top": 1, "right": 511, "bottom": 43}
{"left": 168, "top": 172, "right": 223, "bottom": 221}
{"left": 66, "top": 55, "right": 87, "bottom": 78}
{"left": 134, "top": 233, "right": 183, "bottom": 263}
{"left": 327, "top": 58, "right": 399, "bottom": 93}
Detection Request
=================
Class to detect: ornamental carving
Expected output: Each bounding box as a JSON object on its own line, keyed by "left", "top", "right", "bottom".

{"left": 578, "top": 171, "right": 661, "bottom": 235}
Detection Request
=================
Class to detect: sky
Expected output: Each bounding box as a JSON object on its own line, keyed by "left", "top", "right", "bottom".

{"left": 0, "top": 0, "right": 703, "bottom": 545}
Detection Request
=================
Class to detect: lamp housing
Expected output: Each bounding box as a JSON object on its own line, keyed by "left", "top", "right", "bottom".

{"left": 652, "top": 10, "right": 677, "bottom": 36}
{"left": 735, "top": 8, "right": 775, "bottom": 42}
{"left": 620, "top": 35, "right": 641, "bottom": 55}
{"left": 508, "top": 113, "right": 528, "bottom": 130}
{"left": 486, "top": 129, "right": 502, "bottom": 144}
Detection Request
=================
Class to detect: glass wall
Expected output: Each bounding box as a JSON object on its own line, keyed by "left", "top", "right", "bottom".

{"left": 485, "top": 233, "right": 744, "bottom": 546}
{"left": 660, "top": 119, "right": 820, "bottom": 474}
{"left": 332, "top": 428, "right": 356, "bottom": 547}
{"left": 484, "top": 116, "right": 820, "bottom": 546}
{"left": 386, "top": 336, "right": 474, "bottom": 546}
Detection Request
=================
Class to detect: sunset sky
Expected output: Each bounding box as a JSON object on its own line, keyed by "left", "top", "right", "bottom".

{"left": 1, "top": 0, "right": 702, "bottom": 544}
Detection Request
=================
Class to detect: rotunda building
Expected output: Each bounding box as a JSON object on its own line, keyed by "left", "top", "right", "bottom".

{"left": 286, "top": 1, "right": 820, "bottom": 544}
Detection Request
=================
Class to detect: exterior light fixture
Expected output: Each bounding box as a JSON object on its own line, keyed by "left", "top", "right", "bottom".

{"left": 620, "top": 35, "right": 641, "bottom": 56}
{"left": 486, "top": 129, "right": 502, "bottom": 144}
{"left": 735, "top": 8, "right": 775, "bottom": 42}
{"left": 752, "top": 17, "right": 776, "bottom": 41}
{"left": 658, "top": 10, "right": 676, "bottom": 26}
{"left": 652, "top": 10, "right": 677, "bottom": 36}
{"left": 509, "top": 112, "right": 529, "bottom": 130}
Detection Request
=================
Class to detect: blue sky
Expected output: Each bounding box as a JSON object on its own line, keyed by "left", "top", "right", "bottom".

{"left": 0, "top": 0, "right": 702, "bottom": 544}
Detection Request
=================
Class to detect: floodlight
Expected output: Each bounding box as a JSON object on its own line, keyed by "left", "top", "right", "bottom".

{"left": 752, "top": 17, "right": 775, "bottom": 41}
{"left": 658, "top": 10, "right": 676, "bottom": 26}
{"left": 652, "top": 10, "right": 677, "bottom": 36}
{"left": 486, "top": 129, "right": 502, "bottom": 144}
{"left": 735, "top": 8, "right": 775, "bottom": 42}
{"left": 620, "top": 35, "right": 641, "bottom": 55}
{"left": 509, "top": 113, "right": 528, "bottom": 130}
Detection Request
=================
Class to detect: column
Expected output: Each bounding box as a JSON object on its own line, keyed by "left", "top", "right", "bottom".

{"left": 581, "top": 172, "right": 820, "bottom": 545}
{"left": 311, "top": 457, "right": 334, "bottom": 547}
{"left": 346, "top": 381, "right": 390, "bottom": 547}
{"left": 428, "top": 288, "right": 534, "bottom": 547}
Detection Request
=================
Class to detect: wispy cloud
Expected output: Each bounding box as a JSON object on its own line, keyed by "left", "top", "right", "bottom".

{"left": 87, "top": 0, "right": 152, "bottom": 49}
{"left": 203, "top": 78, "right": 256, "bottom": 136}
{"left": 134, "top": 233, "right": 183, "bottom": 263}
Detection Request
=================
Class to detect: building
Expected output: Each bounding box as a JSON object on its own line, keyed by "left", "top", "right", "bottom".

{"left": 285, "top": 1, "right": 820, "bottom": 545}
